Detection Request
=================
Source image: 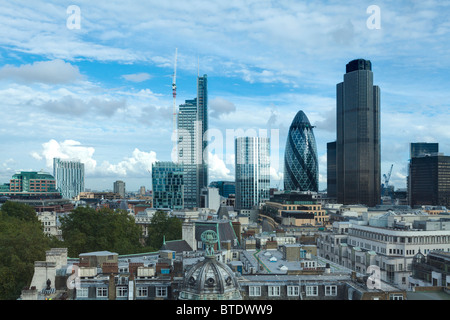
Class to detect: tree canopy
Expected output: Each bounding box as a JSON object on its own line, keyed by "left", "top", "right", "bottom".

{"left": 60, "top": 206, "right": 143, "bottom": 257}
{"left": 0, "top": 201, "right": 51, "bottom": 300}
{"left": 145, "top": 210, "right": 182, "bottom": 251}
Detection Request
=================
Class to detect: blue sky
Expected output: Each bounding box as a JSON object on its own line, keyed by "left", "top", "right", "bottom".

{"left": 0, "top": 0, "right": 449, "bottom": 192}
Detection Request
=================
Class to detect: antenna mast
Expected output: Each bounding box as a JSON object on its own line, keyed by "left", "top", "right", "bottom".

{"left": 172, "top": 48, "right": 178, "bottom": 161}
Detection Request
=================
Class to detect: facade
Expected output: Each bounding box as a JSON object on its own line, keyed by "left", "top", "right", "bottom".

{"left": 209, "top": 181, "right": 235, "bottom": 198}
{"left": 1, "top": 170, "right": 61, "bottom": 199}
{"left": 151, "top": 161, "right": 184, "bottom": 210}
{"left": 113, "top": 180, "right": 126, "bottom": 198}
{"left": 336, "top": 59, "right": 381, "bottom": 207}
{"left": 262, "top": 191, "right": 329, "bottom": 226}
{"left": 284, "top": 110, "right": 318, "bottom": 192}
{"left": 235, "top": 137, "right": 270, "bottom": 210}
{"left": 53, "top": 158, "right": 85, "bottom": 200}
{"left": 327, "top": 141, "right": 337, "bottom": 198}
{"left": 177, "top": 74, "right": 208, "bottom": 209}
{"left": 317, "top": 216, "right": 450, "bottom": 290}
{"left": 409, "top": 153, "right": 450, "bottom": 208}
{"left": 410, "top": 250, "right": 450, "bottom": 288}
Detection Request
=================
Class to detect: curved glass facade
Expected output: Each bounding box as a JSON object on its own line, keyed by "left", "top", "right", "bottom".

{"left": 284, "top": 111, "right": 318, "bottom": 192}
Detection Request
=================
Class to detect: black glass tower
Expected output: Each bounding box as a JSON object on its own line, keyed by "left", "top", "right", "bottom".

{"left": 284, "top": 110, "right": 318, "bottom": 192}
{"left": 336, "top": 59, "right": 380, "bottom": 207}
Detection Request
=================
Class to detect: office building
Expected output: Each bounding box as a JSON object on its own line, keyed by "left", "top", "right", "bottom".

{"left": 409, "top": 153, "right": 450, "bottom": 207}
{"left": 235, "top": 137, "right": 270, "bottom": 210}
{"left": 113, "top": 180, "right": 126, "bottom": 198}
{"left": 209, "top": 181, "right": 235, "bottom": 198}
{"left": 152, "top": 161, "right": 184, "bottom": 210}
{"left": 284, "top": 110, "right": 318, "bottom": 192}
{"left": 327, "top": 141, "right": 337, "bottom": 198}
{"left": 177, "top": 74, "right": 208, "bottom": 208}
{"left": 1, "top": 170, "right": 61, "bottom": 199}
{"left": 407, "top": 142, "right": 440, "bottom": 205}
{"left": 53, "top": 158, "right": 85, "bottom": 199}
{"left": 336, "top": 59, "right": 381, "bottom": 207}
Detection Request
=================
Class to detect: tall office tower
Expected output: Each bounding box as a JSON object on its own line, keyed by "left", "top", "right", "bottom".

{"left": 53, "top": 158, "right": 85, "bottom": 199}
{"left": 177, "top": 74, "right": 208, "bottom": 208}
{"left": 410, "top": 142, "right": 439, "bottom": 158}
{"left": 409, "top": 153, "right": 450, "bottom": 207}
{"left": 235, "top": 137, "right": 270, "bottom": 210}
{"left": 152, "top": 161, "right": 184, "bottom": 210}
{"left": 284, "top": 110, "right": 318, "bottom": 192}
{"left": 327, "top": 141, "right": 337, "bottom": 198}
{"left": 113, "top": 180, "right": 126, "bottom": 198}
{"left": 336, "top": 59, "right": 381, "bottom": 207}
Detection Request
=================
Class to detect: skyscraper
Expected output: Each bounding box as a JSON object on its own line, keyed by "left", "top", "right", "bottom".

{"left": 152, "top": 161, "right": 184, "bottom": 210}
{"left": 284, "top": 110, "right": 318, "bottom": 192}
{"left": 113, "top": 180, "right": 126, "bottom": 198}
{"left": 177, "top": 74, "right": 208, "bottom": 208}
{"left": 53, "top": 158, "right": 85, "bottom": 199}
{"left": 336, "top": 59, "right": 380, "bottom": 207}
{"left": 327, "top": 141, "right": 337, "bottom": 198}
{"left": 235, "top": 137, "right": 270, "bottom": 210}
{"left": 409, "top": 153, "right": 450, "bottom": 207}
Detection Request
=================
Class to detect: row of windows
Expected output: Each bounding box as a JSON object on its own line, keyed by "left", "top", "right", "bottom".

{"left": 248, "top": 285, "right": 337, "bottom": 297}
{"left": 76, "top": 286, "right": 168, "bottom": 299}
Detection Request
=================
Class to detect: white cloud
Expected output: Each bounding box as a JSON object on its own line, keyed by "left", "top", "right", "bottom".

{"left": 32, "top": 139, "right": 159, "bottom": 179}
{"left": 0, "top": 59, "right": 82, "bottom": 84}
{"left": 207, "top": 152, "right": 233, "bottom": 181}
{"left": 122, "top": 72, "right": 151, "bottom": 82}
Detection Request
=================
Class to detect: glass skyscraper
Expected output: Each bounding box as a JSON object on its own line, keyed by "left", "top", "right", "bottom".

{"left": 284, "top": 110, "right": 318, "bottom": 192}
{"left": 53, "top": 158, "right": 85, "bottom": 199}
{"left": 152, "top": 161, "right": 184, "bottom": 210}
{"left": 336, "top": 59, "right": 381, "bottom": 207}
{"left": 177, "top": 74, "right": 208, "bottom": 208}
{"left": 235, "top": 137, "right": 270, "bottom": 210}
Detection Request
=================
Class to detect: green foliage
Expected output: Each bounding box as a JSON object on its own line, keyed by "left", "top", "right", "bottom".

{"left": 0, "top": 202, "right": 51, "bottom": 300}
{"left": 60, "top": 206, "right": 143, "bottom": 257}
{"left": 145, "top": 211, "right": 182, "bottom": 251}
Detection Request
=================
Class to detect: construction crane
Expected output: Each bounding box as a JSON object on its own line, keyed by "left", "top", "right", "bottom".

{"left": 381, "top": 164, "right": 393, "bottom": 204}
{"left": 172, "top": 48, "right": 178, "bottom": 161}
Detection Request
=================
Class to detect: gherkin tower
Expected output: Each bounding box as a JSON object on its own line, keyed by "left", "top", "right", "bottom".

{"left": 284, "top": 110, "right": 318, "bottom": 192}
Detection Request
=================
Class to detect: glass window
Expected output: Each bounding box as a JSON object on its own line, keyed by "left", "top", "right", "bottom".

{"left": 96, "top": 287, "right": 108, "bottom": 298}
{"left": 137, "top": 287, "right": 148, "bottom": 297}
{"left": 156, "top": 286, "right": 168, "bottom": 298}
{"left": 268, "top": 286, "right": 280, "bottom": 297}
{"left": 306, "top": 286, "right": 318, "bottom": 296}
{"left": 325, "top": 285, "right": 337, "bottom": 296}
{"left": 77, "top": 287, "right": 88, "bottom": 298}
{"left": 249, "top": 286, "right": 261, "bottom": 297}
{"left": 287, "top": 286, "right": 299, "bottom": 296}
{"left": 116, "top": 286, "right": 127, "bottom": 298}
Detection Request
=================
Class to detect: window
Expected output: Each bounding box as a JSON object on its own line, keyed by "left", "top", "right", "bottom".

{"left": 390, "top": 294, "right": 404, "bottom": 300}
{"left": 325, "top": 285, "right": 337, "bottom": 296}
{"left": 287, "top": 286, "right": 299, "bottom": 297}
{"left": 137, "top": 287, "right": 148, "bottom": 297}
{"left": 96, "top": 287, "right": 108, "bottom": 298}
{"left": 268, "top": 286, "right": 280, "bottom": 297}
{"left": 156, "top": 286, "right": 168, "bottom": 298}
{"left": 116, "top": 286, "right": 127, "bottom": 298}
{"left": 306, "top": 286, "right": 318, "bottom": 296}
{"left": 249, "top": 286, "right": 261, "bottom": 297}
{"left": 76, "top": 287, "right": 88, "bottom": 298}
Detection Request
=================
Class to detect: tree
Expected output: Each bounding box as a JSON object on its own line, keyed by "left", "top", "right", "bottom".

{"left": 145, "top": 211, "right": 182, "bottom": 251}
{"left": 60, "top": 206, "right": 143, "bottom": 257}
{"left": 0, "top": 202, "right": 51, "bottom": 300}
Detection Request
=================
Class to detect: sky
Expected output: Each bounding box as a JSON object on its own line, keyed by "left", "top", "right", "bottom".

{"left": 0, "top": 0, "right": 449, "bottom": 192}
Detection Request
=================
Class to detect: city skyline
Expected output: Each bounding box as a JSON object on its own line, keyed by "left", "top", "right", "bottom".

{"left": 1, "top": 1, "right": 450, "bottom": 192}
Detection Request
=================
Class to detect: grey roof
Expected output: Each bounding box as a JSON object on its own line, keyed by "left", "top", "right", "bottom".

{"left": 160, "top": 239, "right": 192, "bottom": 253}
